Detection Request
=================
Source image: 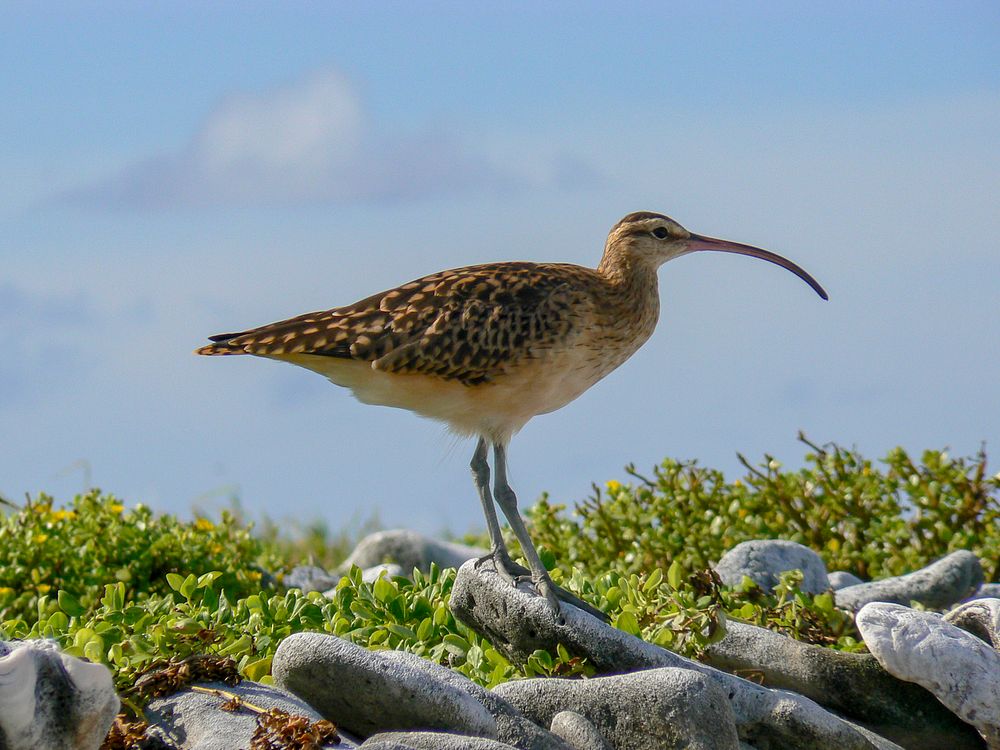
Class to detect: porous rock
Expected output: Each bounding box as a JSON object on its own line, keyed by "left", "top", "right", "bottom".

{"left": 702, "top": 619, "right": 983, "bottom": 749}
{"left": 713, "top": 539, "right": 830, "bottom": 594}
{"left": 339, "top": 529, "right": 486, "bottom": 575}
{"left": 144, "top": 680, "right": 359, "bottom": 749}
{"left": 494, "top": 668, "right": 740, "bottom": 750}
{"left": 835, "top": 551, "right": 983, "bottom": 612}
{"left": 360, "top": 731, "right": 519, "bottom": 749}
{"left": 945, "top": 598, "right": 1000, "bottom": 648}
{"left": 451, "top": 560, "right": 899, "bottom": 750}
{"left": 0, "top": 638, "right": 119, "bottom": 750}
{"left": 379, "top": 650, "right": 572, "bottom": 750}
{"left": 549, "top": 711, "right": 612, "bottom": 750}
{"left": 829, "top": 570, "right": 865, "bottom": 589}
{"left": 272, "top": 632, "right": 571, "bottom": 749}
{"left": 857, "top": 602, "right": 1000, "bottom": 748}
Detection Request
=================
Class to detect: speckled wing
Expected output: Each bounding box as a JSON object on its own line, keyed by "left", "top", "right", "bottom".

{"left": 196, "top": 262, "right": 588, "bottom": 386}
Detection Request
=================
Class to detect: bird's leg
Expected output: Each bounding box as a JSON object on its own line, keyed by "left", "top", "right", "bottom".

{"left": 491, "top": 442, "right": 564, "bottom": 620}
{"left": 470, "top": 436, "right": 521, "bottom": 585}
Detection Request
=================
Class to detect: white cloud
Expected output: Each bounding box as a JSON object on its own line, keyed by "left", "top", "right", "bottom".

{"left": 61, "top": 70, "right": 528, "bottom": 208}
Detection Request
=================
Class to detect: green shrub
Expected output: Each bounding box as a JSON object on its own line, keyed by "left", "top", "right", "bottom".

{"left": 0, "top": 490, "right": 280, "bottom": 626}
{"left": 525, "top": 435, "right": 999, "bottom": 584}
{"left": 0, "top": 438, "right": 994, "bottom": 715}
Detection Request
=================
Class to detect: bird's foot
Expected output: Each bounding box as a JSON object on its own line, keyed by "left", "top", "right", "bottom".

{"left": 474, "top": 548, "right": 524, "bottom": 586}
{"left": 475, "top": 550, "right": 610, "bottom": 623}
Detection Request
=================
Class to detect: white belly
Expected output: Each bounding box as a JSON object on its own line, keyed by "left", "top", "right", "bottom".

{"left": 271, "top": 339, "right": 639, "bottom": 444}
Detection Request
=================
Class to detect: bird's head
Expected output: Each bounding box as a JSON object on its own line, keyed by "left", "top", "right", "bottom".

{"left": 604, "top": 211, "right": 828, "bottom": 300}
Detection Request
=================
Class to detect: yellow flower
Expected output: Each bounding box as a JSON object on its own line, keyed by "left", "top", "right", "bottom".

{"left": 109, "top": 503, "right": 125, "bottom": 514}
{"left": 194, "top": 518, "right": 215, "bottom": 531}
{"left": 33, "top": 533, "right": 49, "bottom": 544}
{"left": 37, "top": 584, "right": 51, "bottom": 594}
{"left": 605, "top": 480, "right": 622, "bottom": 492}
{"left": 50, "top": 509, "right": 76, "bottom": 521}
{"left": 0, "top": 587, "right": 14, "bottom": 597}
{"left": 248, "top": 571, "right": 262, "bottom": 581}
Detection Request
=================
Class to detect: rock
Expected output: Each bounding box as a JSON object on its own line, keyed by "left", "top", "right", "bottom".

{"left": 972, "top": 583, "right": 1000, "bottom": 600}
{"left": 451, "top": 560, "right": 899, "bottom": 750}
{"left": 701, "top": 620, "right": 983, "bottom": 749}
{"left": 494, "top": 668, "right": 740, "bottom": 750}
{"left": 287, "top": 563, "right": 405, "bottom": 594}
{"left": 361, "top": 563, "right": 405, "bottom": 583}
{"left": 144, "top": 680, "right": 359, "bottom": 749}
{"left": 548, "top": 711, "right": 612, "bottom": 750}
{"left": 713, "top": 540, "right": 830, "bottom": 594}
{"left": 834, "top": 551, "right": 983, "bottom": 612}
{"left": 272, "top": 632, "right": 571, "bottom": 749}
{"left": 360, "top": 731, "right": 519, "bottom": 749}
{"left": 857, "top": 602, "right": 1000, "bottom": 748}
{"left": 339, "top": 529, "right": 486, "bottom": 575}
{"left": 284, "top": 565, "right": 341, "bottom": 593}
{"left": 829, "top": 570, "right": 865, "bottom": 589}
{"left": 378, "top": 650, "right": 572, "bottom": 750}
{"left": 945, "top": 598, "right": 1000, "bottom": 648}
{"left": 0, "top": 638, "right": 119, "bottom": 750}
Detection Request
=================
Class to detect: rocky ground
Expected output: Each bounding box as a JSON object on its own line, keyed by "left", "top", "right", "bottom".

{"left": 3, "top": 531, "right": 998, "bottom": 750}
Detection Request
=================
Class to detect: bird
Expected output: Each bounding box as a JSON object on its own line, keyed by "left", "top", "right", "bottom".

{"left": 196, "top": 211, "right": 827, "bottom": 622}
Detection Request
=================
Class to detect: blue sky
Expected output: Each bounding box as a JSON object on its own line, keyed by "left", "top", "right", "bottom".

{"left": 2, "top": 3, "right": 998, "bottom": 535}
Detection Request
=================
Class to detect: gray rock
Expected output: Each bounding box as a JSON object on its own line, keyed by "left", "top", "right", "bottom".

{"left": 713, "top": 540, "right": 830, "bottom": 594}
{"left": 378, "top": 650, "right": 572, "bottom": 750}
{"left": 145, "top": 680, "right": 359, "bottom": 749}
{"left": 829, "top": 570, "right": 865, "bottom": 589}
{"left": 857, "top": 602, "right": 1000, "bottom": 748}
{"left": 702, "top": 619, "right": 983, "bottom": 749}
{"left": 360, "top": 731, "right": 519, "bottom": 749}
{"left": 0, "top": 638, "right": 119, "bottom": 750}
{"left": 273, "top": 632, "right": 571, "bottom": 749}
{"left": 972, "top": 583, "right": 1000, "bottom": 600}
{"left": 288, "top": 563, "right": 405, "bottom": 595}
{"left": 285, "top": 564, "right": 341, "bottom": 593}
{"left": 339, "top": 529, "right": 486, "bottom": 575}
{"left": 835, "top": 551, "right": 983, "bottom": 612}
{"left": 451, "top": 560, "right": 899, "bottom": 750}
{"left": 494, "top": 668, "right": 740, "bottom": 750}
{"left": 361, "top": 563, "right": 405, "bottom": 583}
{"left": 548, "top": 711, "right": 611, "bottom": 750}
{"left": 945, "top": 598, "right": 1000, "bottom": 648}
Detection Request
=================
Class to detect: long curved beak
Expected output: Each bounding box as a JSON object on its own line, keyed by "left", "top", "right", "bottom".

{"left": 687, "top": 233, "right": 828, "bottom": 300}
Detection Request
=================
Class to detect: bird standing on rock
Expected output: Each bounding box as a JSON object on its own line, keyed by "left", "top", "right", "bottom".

{"left": 197, "top": 211, "right": 827, "bottom": 622}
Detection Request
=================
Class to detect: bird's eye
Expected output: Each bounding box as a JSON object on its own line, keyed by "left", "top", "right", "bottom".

{"left": 651, "top": 227, "right": 669, "bottom": 240}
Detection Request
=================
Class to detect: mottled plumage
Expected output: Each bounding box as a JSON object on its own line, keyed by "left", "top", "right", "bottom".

{"left": 197, "top": 211, "right": 826, "bottom": 620}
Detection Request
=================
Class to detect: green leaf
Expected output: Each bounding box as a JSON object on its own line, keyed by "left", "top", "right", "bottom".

{"left": 643, "top": 568, "right": 663, "bottom": 593}
{"left": 442, "top": 634, "right": 470, "bottom": 657}
{"left": 373, "top": 575, "right": 396, "bottom": 604}
{"left": 416, "top": 618, "right": 434, "bottom": 641}
{"left": 57, "top": 590, "right": 85, "bottom": 617}
{"left": 667, "top": 560, "right": 683, "bottom": 589}
{"left": 615, "top": 611, "right": 640, "bottom": 636}
{"left": 243, "top": 656, "right": 272, "bottom": 681}
{"left": 165, "top": 573, "right": 185, "bottom": 592}
{"left": 386, "top": 623, "right": 416, "bottom": 640}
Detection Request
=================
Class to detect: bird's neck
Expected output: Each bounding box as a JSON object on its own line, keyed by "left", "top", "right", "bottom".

{"left": 595, "top": 244, "right": 661, "bottom": 342}
{"left": 597, "top": 244, "right": 660, "bottom": 303}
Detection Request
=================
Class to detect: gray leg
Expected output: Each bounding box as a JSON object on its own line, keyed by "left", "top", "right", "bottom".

{"left": 491, "top": 442, "right": 563, "bottom": 619}
{"left": 470, "top": 436, "right": 520, "bottom": 584}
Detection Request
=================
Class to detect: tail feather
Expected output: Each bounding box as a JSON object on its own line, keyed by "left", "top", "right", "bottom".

{"left": 195, "top": 334, "right": 250, "bottom": 356}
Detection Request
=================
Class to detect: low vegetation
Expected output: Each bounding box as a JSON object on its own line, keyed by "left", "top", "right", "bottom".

{"left": 1, "top": 436, "right": 996, "bottom": 715}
